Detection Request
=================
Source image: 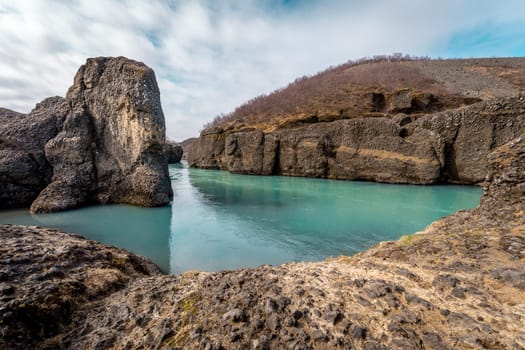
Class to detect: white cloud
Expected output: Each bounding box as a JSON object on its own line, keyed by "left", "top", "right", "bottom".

{"left": 0, "top": 0, "right": 524, "bottom": 140}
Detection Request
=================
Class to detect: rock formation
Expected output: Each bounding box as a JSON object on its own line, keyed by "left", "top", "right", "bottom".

{"left": 189, "top": 57, "right": 525, "bottom": 184}
{"left": 0, "top": 98, "right": 70, "bottom": 209}
{"left": 180, "top": 137, "right": 197, "bottom": 160}
{"left": 1, "top": 134, "right": 524, "bottom": 349}
{"left": 189, "top": 95, "right": 525, "bottom": 184}
{"left": 0, "top": 57, "right": 172, "bottom": 213}
{"left": 165, "top": 142, "right": 183, "bottom": 163}
{"left": 0, "top": 225, "right": 161, "bottom": 348}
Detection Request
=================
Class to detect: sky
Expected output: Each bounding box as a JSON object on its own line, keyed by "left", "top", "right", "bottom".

{"left": 1, "top": 1, "right": 524, "bottom": 141}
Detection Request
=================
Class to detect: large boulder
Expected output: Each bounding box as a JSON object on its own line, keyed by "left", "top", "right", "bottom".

{"left": 0, "top": 57, "right": 172, "bottom": 213}
{"left": 165, "top": 142, "right": 183, "bottom": 163}
{"left": 0, "top": 98, "right": 70, "bottom": 209}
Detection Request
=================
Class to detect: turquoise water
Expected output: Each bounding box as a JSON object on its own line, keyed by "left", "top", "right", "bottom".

{"left": 0, "top": 162, "right": 482, "bottom": 274}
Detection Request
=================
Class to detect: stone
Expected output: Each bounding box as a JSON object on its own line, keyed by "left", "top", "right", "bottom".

{"left": 311, "top": 329, "right": 327, "bottom": 341}
{"left": 222, "top": 308, "right": 246, "bottom": 323}
{"left": 267, "top": 314, "right": 280, "bottom": 331}
{"left": 405, "top": 293, "right": 433, "bottom": 310}
{"left": 323, "top": 310, "right": 342, "bottom": 325}
{"left": 432, "top": 274, "right": 460, "bottom": 290}
{"left": 350, "top": 325, "right": 367, "bottom": 339}
{"left": 188, "top": 96, "right": 525, "bottom": 185}
{"left": 166, "top": 142, "right": 183, "bottom": 163}
{"left": 0, "top": 283, "right": 14, "bottom": 295}
{"left": 0, "top": 57, "right": 172, "bottom": 213}
{"left": 0, "top": 224, "right": 160, "bottom": 348}
{"left": 0, "top": 97, "right": 70, "bottom": 209}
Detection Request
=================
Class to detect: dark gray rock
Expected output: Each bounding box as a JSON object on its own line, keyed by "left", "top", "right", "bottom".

{"left": 0, "top": 57, "right": 172, "bottom": 213}
{"left": 188, "top": 96, "right": 525, "bottom": 185}
{"left": 0, "top": 224, "right": 160, "bottom": 349}
{"left": 166, "top": 142, "right": 183, "bottom": 163}
{"left": 0, "top": 97, "right": 70, "bottom": 209}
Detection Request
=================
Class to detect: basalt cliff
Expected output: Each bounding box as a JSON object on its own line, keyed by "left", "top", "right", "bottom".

{"left": 0, "top": 57, "right": 172, "bottom": 213}
{"left": 1, "top": 134, "right": 524, "bottom": 349}
{"left": 189, "top": 57, "right": 525, "bottom": 184}
{"left": 166, "top": 142, "right": 183, "bottom": 163}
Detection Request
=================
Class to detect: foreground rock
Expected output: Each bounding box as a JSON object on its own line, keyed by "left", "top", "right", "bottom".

{"left": 0, "top": 225, "right": 160, "bottom": 349}
{"left": 189, "top": 96, "right": 525, "bottom": 184}
{"left": 0, "top": 57, "right": 172, "bottom": 213}
{"left": 1, "top": 135, "right": 524, "bottom": 349}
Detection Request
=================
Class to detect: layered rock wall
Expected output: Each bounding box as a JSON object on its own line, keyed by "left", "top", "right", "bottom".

{"left": 165, "top": 142, "right": 183, "bottom": 163}
{"left": 188, "top": 96, "right": 525, "bottom": 184}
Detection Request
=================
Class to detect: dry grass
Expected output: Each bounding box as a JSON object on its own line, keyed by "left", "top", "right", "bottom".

{"left": 203, "top": 55, "right": 525, "bottom": 133}
{"left": 204, "top": 54, "right": 434, "bottom": 129}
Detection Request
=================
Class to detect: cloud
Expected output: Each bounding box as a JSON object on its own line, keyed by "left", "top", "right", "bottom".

{"left": 0, "top": 0, "right": 524, "bottom": 140}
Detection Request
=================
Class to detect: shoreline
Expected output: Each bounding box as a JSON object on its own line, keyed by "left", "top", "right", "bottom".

{"left": 1, "top": 135, "right": 523, "bottom": 349}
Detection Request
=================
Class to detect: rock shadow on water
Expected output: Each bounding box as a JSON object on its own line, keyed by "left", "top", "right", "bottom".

{"left": 1, "top": 204, "right": 173, "bottom": 273}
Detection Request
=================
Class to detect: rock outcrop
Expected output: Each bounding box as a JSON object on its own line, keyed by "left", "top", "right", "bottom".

{"left": 165, "top": 142, "right": 183, "bottom": 163}
{"left": 0, "top": 98, "right": 70, "bottom": 209}
{"left": 0, "top": 225, "right": 160, "bottom": 348}
{"left": 0, "top": 57, "right": 172, "bottom": 213}
{"left": 1, "top": 135, "right": 524, "bottom": 349}
{"left": 189, "top": 95, "right": 525, "bottom": 184}
{"left": 180, "top": 137, "right": 197, "bottom": 160}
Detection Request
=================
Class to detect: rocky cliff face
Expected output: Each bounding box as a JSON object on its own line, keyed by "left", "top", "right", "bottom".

{"left": 165, "top": 142, "right": 183, "bottom": 163}
{"left": 0, "top": 57, "right": 172, "bottom": 213}
{"left": 1, "top": 135, "right": 523, "bottom": 349}
{"left": 180, "top": 137, "right": 197, "bottom": 160}
{"left": 0, "top": 98, "right": 70, "bottom": 209}
{"left": 189, "top": 96, "right": 525, "bottom": 184}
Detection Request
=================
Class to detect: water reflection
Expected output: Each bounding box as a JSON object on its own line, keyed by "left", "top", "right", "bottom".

{"left": 0, "top": 204, "right": 172, "bottom": 272}
{"left": 0, "top": 162, "right": 482, "bottom": 275}
{"left": 169, "top": 162, "right": 481, "bottom": 273}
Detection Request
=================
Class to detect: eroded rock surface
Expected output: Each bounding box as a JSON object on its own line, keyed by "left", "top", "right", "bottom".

{"left": 0, "top": 57, "right": 172, "bottom": 213}
{"left": 0, "top": 98, "right": 70, "bottom": 209}
{"left": 0, "top": 225, "right": 160, "bottom": 349}
{"left": 189, "top": 95, "right": 525, "bottom": 184}
{"left": 166, "top": 142, "right": 183, "bottom": 163}
{"left": 1, "top": 135, "right": 524, "bottom": 349}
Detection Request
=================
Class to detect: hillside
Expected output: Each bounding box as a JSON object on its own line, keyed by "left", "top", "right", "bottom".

{"left": 189, "top": 56, "right": 525, "bottom": 185}
{"left": 204, "top": 56, "right": 525, "bottom": 132}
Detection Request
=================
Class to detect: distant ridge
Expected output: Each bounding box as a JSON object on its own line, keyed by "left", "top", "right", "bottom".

{"left": 204, "top": 55, "right": 525, "bottom": 132}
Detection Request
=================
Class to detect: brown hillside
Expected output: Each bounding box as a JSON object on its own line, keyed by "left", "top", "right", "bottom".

{"left": 205, "top": 56, "right": 525, "bottom": 132}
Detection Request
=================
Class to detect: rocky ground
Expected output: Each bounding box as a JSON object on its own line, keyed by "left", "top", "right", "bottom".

{"left": 0, "top": 225, "right": 161, "bottom": 349}
{"left": 1, "top": 135, "right": 524, "bottom": 349}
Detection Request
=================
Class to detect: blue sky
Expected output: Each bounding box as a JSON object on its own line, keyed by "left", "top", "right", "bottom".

{"left": 0, "top": 0, "right": 524, "bottom": 140}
